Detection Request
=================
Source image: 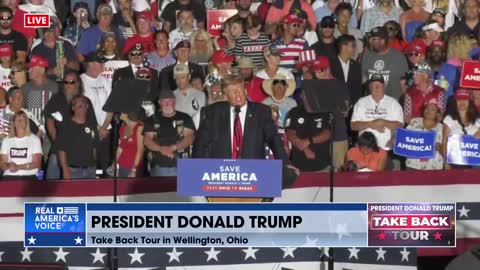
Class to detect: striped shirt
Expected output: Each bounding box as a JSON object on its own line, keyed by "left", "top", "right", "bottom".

{"left": 231, "top": 33, "right": 271, "bottom": 68}
{"left": 272, "top": 37, "right": 309, "bottom": 71}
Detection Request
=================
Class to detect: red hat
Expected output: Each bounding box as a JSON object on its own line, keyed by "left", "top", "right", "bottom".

{"left": 136, "top": 11, "right": 152, "bottom": 21}
{"left": 430, "top": 40, "right": 446, "bottom": 49}
{"left": 424, "top": 98, "right": 441, "bottom": 110}
{"left": 455, "top": 89, "right": 471, "bottom": 100}
{"left": 27, "top": 55, "right": 49, "bottom": 68}
{"left": 136, "top": 67, "right": 152, "bottom": 79}
{"left": 0, "top": 44, "right": 13, "bottom": 57}
{"left": 405, "top": 39, "right": 427, "bottom": 55}
{"left": 284, "top": 14, "right": 302, "bottom": 24}
{"left": 211, "top": 50, "right": 234, "bottom": 65}
{"left": 311, "top": 56, "right": 330, "bottom": 71}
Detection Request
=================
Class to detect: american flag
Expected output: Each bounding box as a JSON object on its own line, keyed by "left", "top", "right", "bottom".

{"left": 0, "top": 169, "right": 478, "bottom": 269}
{"left": 25, "top": 89, "right": 52, "bottom": 125}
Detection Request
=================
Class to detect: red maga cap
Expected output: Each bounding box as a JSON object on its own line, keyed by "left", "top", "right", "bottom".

{"left": 27, "top": 55, "right": 49, "bottom": 68}
{"left": 455, "top": 89, "right": 471, "bottom": 101}
{"left": 211, "top": 50, "right": 234, "bottom": 65}
{"left": 311, "top": 56, "right": 330, "bottom": 71}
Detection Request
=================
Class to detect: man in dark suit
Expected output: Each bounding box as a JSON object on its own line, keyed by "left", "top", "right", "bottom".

{"left": 112, "top": 43, "right": 161, "bottom": 102}
{"left": 330, "top": 34, "right": 363, "bottom": 105}
{"left": 159, "top": 40, "right": 205, "bottom": 91}
{"left": 192, "top": 75, "right": 288, "bottom": 161}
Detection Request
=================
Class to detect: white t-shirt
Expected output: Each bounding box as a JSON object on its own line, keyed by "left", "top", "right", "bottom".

{"left": 0, "top": 66, "right": 12, "bottom": 90}
{"left": 174, "top": 87, "right": 206, "bottom": 129}
{"left": 443, "top": 115, "right": 480, "bottom": 135}
{"left": 351, "top": 95, "right": 404, "bottom": 150}
{"left": 0, "top": 134, "right": 42, "bottom": 176}
{"left": 168, "top": 28, "right": 194, "bottom": 51}
{"left": 19, "top": 3, "right": 56, "bottom": 17}
{"left": 81, "top": 73, "right": 112, "bottom": 128}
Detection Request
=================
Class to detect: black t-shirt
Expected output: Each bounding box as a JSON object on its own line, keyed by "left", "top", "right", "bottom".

{"left": 285, "top": 106, "right": 331, "bottom": 172}
{"left": 0, "top": 31, "right": 27, "bottom": 53}
{"left": 161, "top": 1, "right": 206, "bottom": 30}
{"left": 56, "top": 119, "right": 98, "bottom": 167}
{"left": 143, "top": 111, "right": 195, "bottom": 167}
{"left": 311, "top": 40, "right": 337, "bottom": 62}
{"left": 43, "top": 92, "right": 97, "bottom": 151}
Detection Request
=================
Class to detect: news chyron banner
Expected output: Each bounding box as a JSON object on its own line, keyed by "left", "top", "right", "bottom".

{"left": 24, "top": 203, "right": 456, "bottom": 248}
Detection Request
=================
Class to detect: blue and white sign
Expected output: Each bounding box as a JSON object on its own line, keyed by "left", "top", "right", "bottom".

{"left": 447, "top": 134, "right": 480, "bottom": 166}
{"left": 177, "top": 159, "right": 282, "bottom": 198}
{"left": 393, "top": 128, "right": 436, "bottom": 158}
{"left": 24, "top": 203, "right": 86, "bottom": 247}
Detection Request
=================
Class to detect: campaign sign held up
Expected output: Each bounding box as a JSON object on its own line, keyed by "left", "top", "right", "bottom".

{"left": 460, "top": 60, "right": 480, "bottom": 89}
{"left": 24, "top": 203, "right": 86, "bottom": 247}
{"left": 207, "top": 9, "right": 238, "bottom": 37}
{"left": 177, "top": 159, "right": 282, "bottom": 197}
{"left": 393, "top": 128, "right": 436, "bottom": 158}
{"left": 447, "top": 134, "right": 480, "bottom": 166}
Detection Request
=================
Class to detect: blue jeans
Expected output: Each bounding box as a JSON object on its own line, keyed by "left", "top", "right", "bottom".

{"left": 46, "top": 153, "right": 60, "bottom": 180}
{"left": 69, "top": 167, "right": 96, "bottom": 179}
{"left": 119, "top": 167, "right": 132, "bottom": 178}
{"left": 150, "top": 166, "right": 177, "bottom": 176}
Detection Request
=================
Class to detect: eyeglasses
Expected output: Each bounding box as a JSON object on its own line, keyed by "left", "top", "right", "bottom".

{"left": 273, "top": 79, "right": 287, "bottom": 85}
{"left": 0, "top": 16, "right": 12, "bottom": 21}
{"left": 407, "top": 53, "right": 421, "bottom": 57}
{"left": 64, "top": 80, "right": 77, "bottom": 84}
{"left": 129, "top": 51, "right": 142, "bottom": 56}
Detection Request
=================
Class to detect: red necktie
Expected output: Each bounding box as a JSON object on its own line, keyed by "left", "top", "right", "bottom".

{"left": 232, "top": 109, "right": 243, "bottom": 159}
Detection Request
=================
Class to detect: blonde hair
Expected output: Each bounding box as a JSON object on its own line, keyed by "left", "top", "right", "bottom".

{"left": 190, "top": 29, "right": 214, "bottom": 58}
{"left": 9, "top": 110, "right": 31, "bottom": 138}
{"left": 447, "top": 34, "right": 477, "bottom": 60}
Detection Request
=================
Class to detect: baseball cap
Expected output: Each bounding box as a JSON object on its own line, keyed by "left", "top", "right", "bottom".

{"left": 430, "top": 40, "right": 446, "bottom": 49}
{"left": 158, "top": 89, "right": 175, "bottom": 100}
{"left": 27, "top": 55, "right": 49, "bottom": 68}
{"left": 320, "top": 16, "right": 335, "bottom": 28}
{"left": 212, "top": 50, "right": 234, "bottom": 65}
{"left": 413, "top": 61, "right": 432, "bottom": 74}
{"left": 405, "top": 39, "right": 427, "bottom": 55}
{"left": 370, "top": 26, "right": 388, "bottom": 39}
{"left": 84, "top": 51, "right": 107, "bottom": 63}
{"left": 128, "top": 43, "right": 144, "bottom": 54}
{"left": 422, "top": 22, "right": 444, "bottom": 32}
{"left": 174, "top": 64, "right": 190, "bottom": 78}
{"left": 237, "top": 57, "right": 255, "bottom": 69}
{"left": 424, "top": 98, "right": 441, "bottom": 110}
{"left": 284, "top": 14, "right": 302, "bottom": 24}
{"left": 0, "top": 44, "right": 13, "bottom": 57}
{"left": 136, "top": 11, "right": 153, "bottom": 21}
{"left": 369, "top": 73, "right": 385, "bottom": 84}
{"left": 264, "top": 45, "right": 283, "bottom": 57}
{"left": 311, "top": 56, "right": 330, "bottom": 71}
{"left": 174, "top": 40, "right": 191, "bottom": 50}
{"left": 73, "top": 1, "right": 89, "bottom": 13}
{"left": 432, "top": 8, "right": 446, "bottom": 16}
{"left": 455, "top": 89, "right": 471, "bottom": 100}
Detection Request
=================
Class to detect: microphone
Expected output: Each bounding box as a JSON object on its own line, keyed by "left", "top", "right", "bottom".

{"left": 234, "top": 105, "right": 241, "bottom": 114}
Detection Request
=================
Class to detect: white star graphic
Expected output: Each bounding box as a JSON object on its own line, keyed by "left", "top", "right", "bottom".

{"left": 242, "top": 247, "right": 259, "bottom": 261}
{"left": 400, "top": 248, "right": 410, "bottom": 262}
{"left": 27, "top": 236, "right": 36, "bottom": 245}
{"left": 166, "top": 248, "right": 183, "bottom": 263}
{"left": 348, "top": 247, "right": 360, "bottom": 260}
{"left": 302, "top": 236, "right": 318, "bottom": 246}
{"left": 281, "top": 247, "right": 297, "bottom": 258}
{"left": 90, "top": 248, "right": 107, "bottom": 264}
{"left": 336, "top": 223, "right": 351, "bottom": 240}
{"left": 204, "top": 247, "right": 221, "bottom": 262}
{"left": 318, "top": 247, "right": 330, "bottom": 258}
{"left": 128, "top": 248, "right": 145, "bottom": 264}
{"left": 20, "top": 248, "right": 33, "bottom": 262}
{"left": 74, "top": 236, "right": 83, "bottom": 245}
{"left": 53, "top": 248, "right": 69, "bottom": 263}
{"left": 458, "top": 205, "right": 471, "bottom": 218}
{"left": 0, "top": 251, "right": 4, "bottom": 262}
{"left": 376, "top": 248, "right": 387, "bottom": 261}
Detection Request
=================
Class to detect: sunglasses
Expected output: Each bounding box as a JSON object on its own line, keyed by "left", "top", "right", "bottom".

{"left": 291, "top": 23, "right": 300, "bottom": 28}
{"left": 386, "top": 26, "right": 397, "bottom": 31}
{"left": 407, "top": 53, "right": 421, "bottom": 57}
{"left": 130, "top": 51, "right": 142, "bottom": 56}
{"left": 321, "top": 23, "right": 335, "bottom": 29}
{"left": 64, "top": 80, "right": 77, "bottom": 84}
{"left": 273, "top": 79, "right": 287, "bottom": 85}
{"left": 0, "top": 16, "right": 12, "bottom": 21}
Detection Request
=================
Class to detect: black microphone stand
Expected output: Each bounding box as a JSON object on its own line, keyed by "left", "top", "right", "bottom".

{"left": 327, "top": 112, "right": 335, "bottom": 270}
{"left": 109, "top": 113, "right": 121, "bottom": 270}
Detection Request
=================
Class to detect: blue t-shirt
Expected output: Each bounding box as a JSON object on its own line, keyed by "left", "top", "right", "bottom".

{"left": 432, "top": 63, "right": 459, "bottom": 98}
{"left": 76, "top": 25, "right": 125, "bottom": 56}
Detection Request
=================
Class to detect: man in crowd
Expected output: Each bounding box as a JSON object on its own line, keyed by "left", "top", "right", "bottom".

{"left": 122, "top": 11, "right": 155, "bottom": 56}
{"left": 57, "top": 95, "right": 98, "bottom": 179}
{"left": 113, "top": 0, "right": 136, "bottom": 39}
{"left": 80, "top": 52, "right": 112, "bottom": 171}
{"left": 265, "top": 0, "right": 317, "bottom": 35}
{"left": 403, "top": 62, "right": 446, "bottom": 123}
{"left": 144, "top": 89, "right": 195, "bottom": 176}
{"left": 272, "top": 14, "right": 309, "bottom": 71}
{"left": 361, "top": 26, "right": 408, "bottom": 100}
{"left": 447, "top": 0, "right": 480, "bottom": 38}
{"left": 427, "top": 40, "right": 453, "bottom": 97}
{"left": 351, "top": 73, "right": 404, "bottom": 155}
{"left": 315, "top": 0, "right": 357, "bottom": 28}
{"left": 360, "top": 0, "right": 402, "bottom": 35}
{"left": 173, "top": 64, "right": 206, "bottom": 129}
{"left": 161, "top": 0, "right": 206, "bottom": 33}
{"left": 146, "top": 30, "right": 176, "bottom": 73}
{"left": 159, "top": 40, "right": 204, "bottom": 91}
{"left": 311, "top": 16, "right": 337, "bottom": 60}
{"left": 168, "top": 8, "right": 196, "bottom": 50}
{"left": 0, "top": 6, "right": 27, "bottom": 62}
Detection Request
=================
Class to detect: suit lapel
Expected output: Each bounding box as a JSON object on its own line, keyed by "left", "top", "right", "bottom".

{"left": 225, "top": 103, "right": 233, "bottom": 158}
{"left": 242, "top": 103, "right": 254, "bottom": 155}
{"left": 336, "top": 58, "right": 346, "bottom": 82}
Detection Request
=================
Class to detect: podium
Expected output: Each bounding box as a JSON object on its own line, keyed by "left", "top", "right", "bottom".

{"left": 177, "top": 159, "right": 283, "bottom": 202}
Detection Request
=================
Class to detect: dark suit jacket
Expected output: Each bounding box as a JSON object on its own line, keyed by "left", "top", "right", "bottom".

{"left": 112, "top": 65, "right": 161, "bottom": 102}
{"left": 192, "top": 101, "right": 288, "bottom": 161}
{"left": 330, "top": 57, "right": 364, "bottom": 105}
{"left": 159, "top": 62, "right": 205, "bottom": 91}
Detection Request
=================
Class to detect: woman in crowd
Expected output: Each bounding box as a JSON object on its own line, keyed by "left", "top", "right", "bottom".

{"left": 420, "top": 19, "right": 445, "bottom": 46}
{"left": 384, "top": 20, "right": 407, "bottom": 51}
{"left": 262, "top": 74, "right": 297, "bottom": 128}
{"left": 10, "top": 60, "right": 27, "bottom": 88}
{"left": 99, "top": 33, "right": 121, "bottom": 60}
{"left": 190, "top": 29, "right": 214, "bottom": 67}
{"left": 443, "top": 89, "right": 480, "bottom": 169}
{"left": 346, "top": 131, "right": 387, "bottom": 171}
{"left": 406, "top": 99, "right": 444, "bottom": 170}
{"left": 400, "top": 0, "right": 430, "bottom": 43}
{"left": 63, "top": 2, "right": 91, "bottom": 47}
{"left": 116, "top": 110, "right": 144, "bottom": 178}
{"left": 334, "top": 2, "right": 363, "bottom": 58}
{"left": 429, "top": 8, "right": 446, "bottom": 29}
{"left": 0, "top": 111, "right": 42, "bottom": 179}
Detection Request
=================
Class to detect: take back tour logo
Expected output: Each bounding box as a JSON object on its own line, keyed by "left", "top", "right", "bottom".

{"left": 177, "top": 159, "right": 282, "bottom": 198}
{"left": 24, "top": 203, "right": 86, "bottom": 247}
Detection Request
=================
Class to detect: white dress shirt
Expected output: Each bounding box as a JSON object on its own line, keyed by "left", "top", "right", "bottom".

{"left": 130, "top": 64, "right": 143, "bottom": 76}
{"left": 230, "top": 103, "right": 247, "bottom": 152}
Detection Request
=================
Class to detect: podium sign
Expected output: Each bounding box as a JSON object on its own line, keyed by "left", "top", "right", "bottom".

{"left": 177, "top": 159, "right": 282, "bottom": 197}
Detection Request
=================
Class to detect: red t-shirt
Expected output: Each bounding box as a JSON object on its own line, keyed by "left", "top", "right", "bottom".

{"left": 122, "top": 33, "right": 155, "bottom": 56}
{"left": 12, "top": 9, "right": 36, "bottom": 39}
{"left": 118, "top": 123, "right": 143, "bottom": 169}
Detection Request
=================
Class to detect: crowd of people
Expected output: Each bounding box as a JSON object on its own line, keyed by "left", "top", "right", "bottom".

{"left": 0, "top": 0, "right": 479, "bottom": 179}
